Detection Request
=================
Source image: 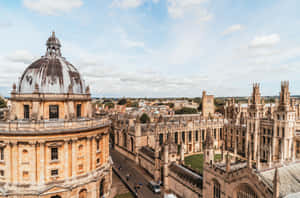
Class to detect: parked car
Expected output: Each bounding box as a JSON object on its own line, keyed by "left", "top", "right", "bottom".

{"left": 148, "top": 181, "right": 161, "bottom": 193}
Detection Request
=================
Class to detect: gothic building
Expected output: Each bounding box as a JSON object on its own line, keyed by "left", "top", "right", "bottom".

{"left": 112, "top": 81, "right": 300, "bottom": 198}
{"left": 0, "top": 32, "right": 112, "bottom": 197}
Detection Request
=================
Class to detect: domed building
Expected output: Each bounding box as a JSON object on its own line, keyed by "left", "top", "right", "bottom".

{"left": 0, "top": 32, "right": 112, "bottom": 197}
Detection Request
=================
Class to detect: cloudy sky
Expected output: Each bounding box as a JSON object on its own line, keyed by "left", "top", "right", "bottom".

{"left": 0, "top": 0, "right": 300, "bottom": 98}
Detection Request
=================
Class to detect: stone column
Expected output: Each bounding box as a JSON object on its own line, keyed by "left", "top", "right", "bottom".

{"left": 64, "top": 140, "right": 69, "bottom": 180}
{"left": 6, "top": 141, "right": 12, "bottom": 183}
{"left": 39, "top": 141, "right": 45, "bottom": 184}
{"left": 91, "top": 137, "right": 96, "bottom": 170}
{"left": 272, "top": 137, "right": 276, "bottom": 161}
{"left": 71, "top": 138, "right": 77, "bottom": 177}
{"left": 86, "top": 137, "right": 91, "bottom": 172}
{"left": 11, "top": 142, "right": 17, "bottom": 184}
{"left": 30, "top": 141, "right": 37, "bottom": 184}
{"left": 282, "top": 138, "right": 285, "bottom": 162}
{"left": 288, "top": 138, "right": 292, "bottom": 160}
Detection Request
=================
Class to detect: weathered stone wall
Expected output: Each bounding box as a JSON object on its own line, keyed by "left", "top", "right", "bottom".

{"left": 168, "top": 174, "right": 201, "bottom": 198}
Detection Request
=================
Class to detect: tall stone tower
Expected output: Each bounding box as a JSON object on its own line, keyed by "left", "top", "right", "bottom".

{"left": 246, "top": 83, "right": 263, "bottom": 160}
{"left": 204, "top": 128, "right": 214, "bottom": 165}
{"left": 274, "top": 81, "right": 295, "bottom": 161}
{"left": 202, "top": 91, "right": 215, "bottom": 118}
{"left": 252, "top": 83, "right": 261, "bottom": 105}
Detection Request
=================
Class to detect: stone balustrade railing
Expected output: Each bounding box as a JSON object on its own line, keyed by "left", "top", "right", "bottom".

{"left": 0, "top": 117, "right": 111, "bottom": 133}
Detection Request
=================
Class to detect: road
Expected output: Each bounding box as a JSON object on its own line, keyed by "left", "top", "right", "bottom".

{"left": 110, "top": 149, "right": 162, "bottom": 198}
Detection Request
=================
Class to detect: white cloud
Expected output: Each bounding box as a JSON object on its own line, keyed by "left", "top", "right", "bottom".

{"left": 223, "top": 24, "right": 243, "bottom": 35}
{"left": 167, "top": 0, "right": 210, "bottom": 19}
{"left": 111, "top": 0, "right": 143, "bottom": 9}
{"left": 5, "top": 50, "right": 35, "bottom": 64}
{"left": 115, "top": 27, "right": 146, "bottom": 49}
{"left": 249, "top": 34, "right": 280, "bottom": 48}
{"left": 122, "top": 39, "right": 145, "bottom": 48}
{"left": 23, "top": 0, "right": 83, "bottom": 15}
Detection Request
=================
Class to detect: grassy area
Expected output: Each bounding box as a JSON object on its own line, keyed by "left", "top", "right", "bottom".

{"left": 114, "top": 192, "right": 134, "bottom": 198}
{"left": 184, "top": 154, "right": 222, "bottom": 174}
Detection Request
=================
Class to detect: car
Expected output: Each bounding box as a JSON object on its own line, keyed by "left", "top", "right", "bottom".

{"left": 148, "top": 181, "right": 161, "bottom": 194}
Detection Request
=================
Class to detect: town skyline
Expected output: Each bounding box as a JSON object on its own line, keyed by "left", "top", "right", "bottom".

{"left": 1, "top": 0, "right": 300, "bottom": 98}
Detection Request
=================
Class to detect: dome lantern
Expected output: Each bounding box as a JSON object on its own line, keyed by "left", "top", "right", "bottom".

{"left": 45, "top": 31, "right": 62, "bottom": 57}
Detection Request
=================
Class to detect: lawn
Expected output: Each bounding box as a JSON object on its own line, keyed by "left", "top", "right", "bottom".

{"left": 184, "top": 154, "right": 222, "bottom": 174}
{"left": 114, "top": 192, "right": 134, "bottom": 198}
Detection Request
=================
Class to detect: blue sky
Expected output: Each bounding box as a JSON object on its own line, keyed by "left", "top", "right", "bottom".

{"left": 1, "top": 0, "right": 300, "bottom": 97}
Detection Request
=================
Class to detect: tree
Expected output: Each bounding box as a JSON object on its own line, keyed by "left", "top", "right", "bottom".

{"left": 175, "top": 107, "right": 198, "bottom": 115}
{"left": 140, "top": 113, "right": 150, "bottom": 123}
{"left": 214, "top": 98, "right": 225, "bottom": 113}
{"left": 127, "top": 101, "right": 139, "bottom": 107}
{"left": 118, "top": 98, "right": 127, "bottom": 105}
{"left": 0, "top": 97, "right": 6, "bottom": 108}
{"left": 197, "top": 102, "right": 202, "bottom": 112}
{"left": 167, "top": 103, "right": 174, "bottom": 108}
{"left": 104, "top": 102, "right": 115, "bottom": 109}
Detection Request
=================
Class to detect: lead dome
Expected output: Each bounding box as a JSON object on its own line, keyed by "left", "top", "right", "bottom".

{"left": 17, "top": 32, "right": 88, "bottom": 94}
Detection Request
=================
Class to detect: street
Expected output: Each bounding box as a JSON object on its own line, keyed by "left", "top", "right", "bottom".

{"left": 110, "top": 149, "right": 162, "bottom": 198}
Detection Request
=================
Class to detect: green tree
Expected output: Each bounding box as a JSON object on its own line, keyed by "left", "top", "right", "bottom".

{"left": 140, "top": 113, "right": 150, "bottom": 123}
{"left": 197, "top": 102, "right": 202, "bottom": 112}
{"left": 118, "top": 98, "right": 127, "bottom": 105}
{"left": 105, "top": 102, "right": 115, "bottom": 109}
{"left": 167, "top": 103, "right": 174, "bottom": 108}
{"left": 175, "top": 107, "right": 198, "bottom": 114}
{"left": 0, "top": 97, "right": 7, "bottom": 108}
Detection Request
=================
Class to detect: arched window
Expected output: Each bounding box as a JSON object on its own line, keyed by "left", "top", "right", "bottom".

{"left": 99, "top": 179, "right": 105, "bottom": 196}
{"left": 213, "top": 180, "right": 221, "bottom": 198}
{"left": 79, "top": 189, "right": 87, "bottom": 198}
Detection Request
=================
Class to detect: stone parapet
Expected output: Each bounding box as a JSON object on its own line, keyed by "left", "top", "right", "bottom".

{"left": 0, "top": 118, "right": 110, "bottom": 135}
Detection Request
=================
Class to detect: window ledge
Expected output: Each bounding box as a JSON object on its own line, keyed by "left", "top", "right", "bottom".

{"left": 49, "top": 160, "right": 60, "bottom": 164}
{"left": 77, "top": 156, "right": 84, "bottom": 160}
{"left": 0, "top": 160, "right": 5, "bottom": 165}
{"left": 96, "top": 150, "right": 101, "bottom": 154}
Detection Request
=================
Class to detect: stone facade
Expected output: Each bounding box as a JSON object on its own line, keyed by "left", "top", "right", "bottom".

{"left": 112, "top": 81, "right": 300, "bottom": 198}
{"left": 0, "top": 32, "right": 112, "bottom": 198}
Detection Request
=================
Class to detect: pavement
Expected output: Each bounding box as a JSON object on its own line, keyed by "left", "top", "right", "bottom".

{"left": 110, "top": 149, "right": 162, "bottom": 198}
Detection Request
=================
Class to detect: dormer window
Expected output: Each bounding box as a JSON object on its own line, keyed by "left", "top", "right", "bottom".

{"left": 49, "top": 105, "right": 59, "bottom": 119}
